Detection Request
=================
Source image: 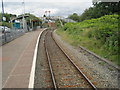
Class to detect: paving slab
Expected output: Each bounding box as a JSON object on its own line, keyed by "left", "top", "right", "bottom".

{"left": 1, "top": 29, "right": 44, "bottom": 88}
{"left": 3, "top": 75, "right": 30, "bottom": 88}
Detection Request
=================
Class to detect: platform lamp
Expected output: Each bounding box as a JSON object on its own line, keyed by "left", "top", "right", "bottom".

{"left": 45, "top": 11, "right": 47, "bottom": 18}
{"left": 48, "top": 11, "right": 51, "bottom": 19}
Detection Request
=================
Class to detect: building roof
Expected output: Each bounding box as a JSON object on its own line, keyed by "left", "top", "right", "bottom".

{"left": 11, "top": 15, "right": 29, "bottom": 22}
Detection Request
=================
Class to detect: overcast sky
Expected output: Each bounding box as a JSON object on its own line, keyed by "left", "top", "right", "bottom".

{"left": 1, "top": 0, "right": 93, "bottom": 17}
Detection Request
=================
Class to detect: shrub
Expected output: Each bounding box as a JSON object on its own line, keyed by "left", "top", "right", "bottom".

{"left": 58, "top": 14, "right": 119, "bottom": 64}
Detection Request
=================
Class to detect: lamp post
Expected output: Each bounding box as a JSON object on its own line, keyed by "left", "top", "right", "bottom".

{"left": 1, "top": 0, "right": 4, "bottom": 22}
{"left": 22, "top": 0, "right": 25, "bottom": 30}
{"left": 48, "top": 11, "right": 50, "bottom": 19}
{"left": 45, "top": 11, "right": 47, "bottom": 17}
{"left": 1, "top": 0, "right": 7, "bottom": 42}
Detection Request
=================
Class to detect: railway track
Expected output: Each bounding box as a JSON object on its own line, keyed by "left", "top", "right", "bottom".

{"left": 44, "top": 30, "right": 97, "bottom": 89}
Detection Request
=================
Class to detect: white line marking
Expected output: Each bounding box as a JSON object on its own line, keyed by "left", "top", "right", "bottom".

{"left": 28, "top": 29, "right": 47, "bottom": 88}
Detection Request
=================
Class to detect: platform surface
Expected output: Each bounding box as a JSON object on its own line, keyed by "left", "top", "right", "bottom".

{"left": 1, "top": 29, "right": 43, "bottom": 88}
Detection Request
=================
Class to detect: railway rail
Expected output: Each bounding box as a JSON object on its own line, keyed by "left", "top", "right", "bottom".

{"left": 43, "top": 30, "right": 97, "bottom": 89}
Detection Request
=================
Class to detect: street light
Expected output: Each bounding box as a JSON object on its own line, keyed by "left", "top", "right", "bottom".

{"left": 45, "top": 10, "right": 51, "bottom": 19}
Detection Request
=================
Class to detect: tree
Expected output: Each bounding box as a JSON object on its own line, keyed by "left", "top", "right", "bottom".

{"left": 0, "top": 13, "right": 16, "bottom": 22}
{"left": 93, "top": 2, "right": 119, "bottom": 15}
{"left": 24, "top": 13, "right": 42, "bottom": 28}
{"left": 68, "top": 13, "right": 80, "bottom": 22}
{"left": 43, "top": 14, "right": 46, "bottom": 17}
{"left": 79, "top": 1, "right": 119, "bottom": 21}
{"left": 0, "top": 13, "right": 2, "bottom": 22}
{"left": 0, "top": 13, "right": 17, "bottom": 28}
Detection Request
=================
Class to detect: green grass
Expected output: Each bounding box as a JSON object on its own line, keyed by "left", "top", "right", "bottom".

{"left": 56, "top": 14, "right": 119, "bottom": 66}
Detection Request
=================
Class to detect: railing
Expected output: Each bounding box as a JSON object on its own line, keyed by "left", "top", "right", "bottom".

{"left": 0, "top": 29, "right": 26, "bottom": 46}
{"left": 0, "top": 26, "right": 41, "bottom": 46}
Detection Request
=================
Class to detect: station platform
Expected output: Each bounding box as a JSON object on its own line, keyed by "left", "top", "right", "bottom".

{"left": 1, "top": 29, "right": 44, "bottom": 88}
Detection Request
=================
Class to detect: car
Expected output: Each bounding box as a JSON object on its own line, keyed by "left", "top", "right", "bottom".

{"left": 0, "top": 26, "right": 11, "bottom": 33}
{"left": 0, "top": 26, "right": 4, "bottom": 32}
{"left": 5, "top": 26, "right": 11, "bottom": 32}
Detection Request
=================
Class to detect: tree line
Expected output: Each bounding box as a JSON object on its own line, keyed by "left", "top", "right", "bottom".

{"left": 68, "top": 1, "right": 119, "bottom": 22}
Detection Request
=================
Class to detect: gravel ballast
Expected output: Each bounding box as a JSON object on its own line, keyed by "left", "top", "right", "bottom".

{"left": 45, "top": 31, "right": 93, "bottom": 88}
{"left": 53, "top": 30, "right": 119, "bottom": 88}
{"left": 34, "top": 30, "right": 53, "bottom": 88}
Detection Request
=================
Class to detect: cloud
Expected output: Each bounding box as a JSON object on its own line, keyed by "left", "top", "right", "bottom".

{"left": 4, "top": 0, "right": 92, "bottom": 2}
{"left": 2, "top": 2, "right": 92, "bottom": 17}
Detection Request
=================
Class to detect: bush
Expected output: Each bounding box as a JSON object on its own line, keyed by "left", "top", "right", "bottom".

{"left": 1, "top": 22, "right": 12, "bottom": 28}
{"left": 58, "top": 14, "right": 119, "bottom": 65}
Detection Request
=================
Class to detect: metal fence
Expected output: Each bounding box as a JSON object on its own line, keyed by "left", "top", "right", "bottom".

{"left": 0, "top": 26, "right": 41, "bottom": 46}
{"left": 0, "top": 29, "right": 26, "bottom": 46}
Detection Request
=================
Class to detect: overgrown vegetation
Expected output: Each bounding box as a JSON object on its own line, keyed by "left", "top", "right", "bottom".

{"left": 0, "top": 13, "right": 16, "bottom": 28}
{"left": 56, "top": 14, "right": 119, "bottom": 65}
{"left": 55, "top": 19, "right": 66, "bottom": 27}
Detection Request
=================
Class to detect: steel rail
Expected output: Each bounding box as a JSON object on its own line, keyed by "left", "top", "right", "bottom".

{"left": 51, "top": 31, "right": 98, "bottom": 90}
{"left": 44, "top": 31, "right": 58, "bottom": 90}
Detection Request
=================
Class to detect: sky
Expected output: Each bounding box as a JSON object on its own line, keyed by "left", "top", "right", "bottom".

{"left": 1, "top": 0, "right": 93, "bottom": 18}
